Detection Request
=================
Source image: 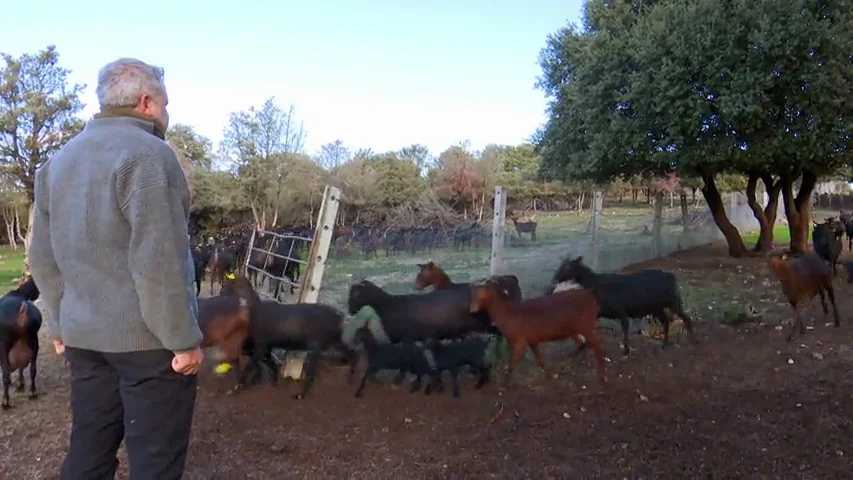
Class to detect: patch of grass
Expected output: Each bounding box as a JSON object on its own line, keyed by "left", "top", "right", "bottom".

{"left": 741, "top": 224, "right": 793, "bottom": 247}
{"left": 0, "top": 246, "right": 25, "bottom": 294}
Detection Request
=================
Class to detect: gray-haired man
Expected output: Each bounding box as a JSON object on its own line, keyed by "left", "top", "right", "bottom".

{"left": 29, "top": 57, "right": 203, "bottom": 479}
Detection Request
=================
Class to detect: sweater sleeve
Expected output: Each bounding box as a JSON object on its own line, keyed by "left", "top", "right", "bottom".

{"left": 118, "top": 147, "right": 202, "bottom": 353}
{"left": 28, "top": 168, "right": 64, "bottom": 339}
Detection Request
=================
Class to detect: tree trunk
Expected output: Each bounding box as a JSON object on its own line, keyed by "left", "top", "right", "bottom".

{"left": 680, "top": 193, "right": 689, "bottom": 233}
{"left": 745, "top": 173, "right": 781, "bottom": 252}
{"left": 3, "top": 207, "right": 17, "bottom": 250}
{"left": 22, "top": 204, "right": 34, "bottom": 274}
{"left": 781, "top": 169, "right": 817, "bottom": 254}
{"left": 701, "top": 173, "right": 748, "bottom": 257}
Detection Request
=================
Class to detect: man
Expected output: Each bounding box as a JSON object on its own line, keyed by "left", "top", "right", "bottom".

{"left": 29, "top": 57, "right": 204, "bottom": 479}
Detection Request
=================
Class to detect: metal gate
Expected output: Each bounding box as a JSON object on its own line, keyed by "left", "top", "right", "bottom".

{"left": 243, "top": 228, "right": 313, "bottom": 302}
{"left": 239, "top": 186, "right": 341, "bottom": 379}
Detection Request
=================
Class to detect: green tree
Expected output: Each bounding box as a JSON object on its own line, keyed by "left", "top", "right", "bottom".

{"left": 166, "top": 124, "right": 213, "bottom": 170}
{"left": 221, "top": 97, "right": 307, "bottom": 229}
{"left": 398, "top": 144, "right": 432, "bottom": 174}
{"left": 0, "top": 45, "right": 85, "bottom": 267}
{"left": 316, "top": 139, "right": 350, "bottom": 171}
{"left": 536, "top": 0, "right": 853, "bottom": 256}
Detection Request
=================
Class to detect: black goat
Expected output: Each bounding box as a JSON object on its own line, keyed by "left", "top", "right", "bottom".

{"left": 352, "top": 325, "right": 436, "bottom": 398}
{"left": 234, "top": 299, "right": 358, "bottom": 399}
{"left": 0, "top": 296, "right": 41, "bottom": 409}
{"left": 348, "top": 280, "right": 497, "bottom": 344}
{"left": 812, "top": 221, "right": 841, "bottom": 276}
{"left": 5, "top": 276, "right": 40, "bottom": 302}
{"left": 546, "top": 256, "right": 696, "bottom": 356}
{"left": 191, "top": 245, "right": 211, "bottom": 296}
{"left": 427, "top": 336, "right": 492, "bottom": 398}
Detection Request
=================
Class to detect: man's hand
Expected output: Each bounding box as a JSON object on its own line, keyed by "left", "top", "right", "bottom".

{"left": 53, "top": 338, "right": 69, "bottom": 366}
{"left": 53, "top": 338, "right": 65, "bottom": 355}
{"left": 172, "top": 348, "right": 204, "bottom": 375}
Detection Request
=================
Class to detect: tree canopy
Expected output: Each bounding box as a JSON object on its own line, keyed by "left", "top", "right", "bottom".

{"left": 536, "top": 0, "right": 853, "bottom": 255}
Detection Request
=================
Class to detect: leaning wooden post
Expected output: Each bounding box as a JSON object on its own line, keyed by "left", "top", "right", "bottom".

{"left": 590, "top": 190, "right": 603, "bottom": 271}
{"left": 242, "top": 228, "right": 256, "bottom": 277}
{"left": 283, "top": 185, "right": 340, "bottom": 380}
{"left": 490, "top": 186, "right": 506, "bottom": 276}
{"left": 298, "top": 185, "right": 341, "bottom": 304}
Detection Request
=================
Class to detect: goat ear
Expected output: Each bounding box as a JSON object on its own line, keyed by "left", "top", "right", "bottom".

{"left": 575, "top": 255, "right": 584, "bottom": 263}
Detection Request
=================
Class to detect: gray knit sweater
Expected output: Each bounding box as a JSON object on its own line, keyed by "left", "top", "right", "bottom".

{"left": 29, "top": 115, "right": 203, "bottom": 353}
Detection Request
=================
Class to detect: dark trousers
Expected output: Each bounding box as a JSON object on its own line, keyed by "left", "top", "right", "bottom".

{"left": 61, "top": 347, "right": 198, "bottom": 480}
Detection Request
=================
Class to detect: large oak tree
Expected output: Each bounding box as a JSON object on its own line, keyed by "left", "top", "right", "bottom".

{"left": 536, "top": 0, "right": 853, "bottom": 255}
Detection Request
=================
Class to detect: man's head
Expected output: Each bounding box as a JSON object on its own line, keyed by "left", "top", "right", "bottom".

{"left": 96, "top": 58, "right": 170, "bottom": 132}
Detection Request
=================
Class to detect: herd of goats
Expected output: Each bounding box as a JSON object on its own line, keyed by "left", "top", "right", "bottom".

{"left": 0, "top": 211, "right": 850, "bottom": 410}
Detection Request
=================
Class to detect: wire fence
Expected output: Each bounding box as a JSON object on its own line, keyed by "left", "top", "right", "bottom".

{"left": 313, "top": 186, "right": 734, "bottom": 321}
{"left": 490, "top": 188, "right": 723, "bottom": 299}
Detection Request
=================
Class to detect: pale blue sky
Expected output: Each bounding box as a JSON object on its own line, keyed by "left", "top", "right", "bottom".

{"left": 2, "top": 0, "right": 583, "bottom": 157}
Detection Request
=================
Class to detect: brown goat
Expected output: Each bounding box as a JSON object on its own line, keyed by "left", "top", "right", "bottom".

{"left": 415, "top": 261, "right": 522, "bottom": 301}
{"left": 470, "top": 280, "right": 606, "bottom": 386}
{"left": 768, "top": 253, "right": 841, "bottom": 341}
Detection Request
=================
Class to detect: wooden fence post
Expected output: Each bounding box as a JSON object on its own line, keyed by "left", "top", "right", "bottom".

{"left": 282, "top": 185, "right": 341, "bottom": 380}
{"left": 653, "top": 191, "right": 664, "bottom": 257}
{"left": 298, "top": 185, "right": 341, "bottom": 304}
{"left": 590, "top": 190, "right": 603, "bottom": 271}
{"left": 490, "top": 186, "right": 506, "bottom": 276}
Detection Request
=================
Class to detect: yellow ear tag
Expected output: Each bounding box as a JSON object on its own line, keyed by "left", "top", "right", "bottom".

{"left": 780, "top": 255, "right": 787, "bottom": 261}
{"left": 214, "top": 363, "right": 232, "bottom": 375}
{"left": 225, "top": 272, "right": 236, "bottom": 280}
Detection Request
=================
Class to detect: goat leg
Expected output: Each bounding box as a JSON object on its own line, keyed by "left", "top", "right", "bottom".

{"left": 571, "top": 338, "right": 588, "bottom": 358}
{"left": 475, "top": 365, "right": 490, "bottom": 389}
{"left": 825, "top": 284, "right": 842, "bottom": 328}
{"left": 587, "top": 333, "right": 608, "bottom": 386}
{"left": 354, "top": 370, "right": 372, "bottom": 398}
{"left": 530, "top": 344, "right": 549, "bottom": 376}
{"left": 294, "top": 350, "right": 321, "bottom": 400}
{"left": 505, "top": 343, "right": 525, "bottom": 387}
{"left": 15, "top": 368, "right": 24, "bottom": 392}
{"left": 619, "top": 316, "right": 631, "bottom": 357}
{"left": 786, "top": 306, "right": 804, "bottom": 342}
{"left": 391, "top": 367, "right": 407, "bottom": 386}
{"left": 409, "top": 373, "right": 422, "bottom": 393}
{"left": 672, "top": 302, "right": 699, "bottom": 344}
{"left": 658, "top": 311, "right": 672, "bottom": 349}
{"left": 818, "top": 289, "right": 829, "bottom": 315}
{"left": 449, "top": 367, "right": 461, "bottom": 398}
{"left": 424, "top": 373, "right": 437, "bottom": 395}
{"left": 1, "top": 354, "right": 11, "bottom": 410}
{"left": 28, "top": 345, "right": 37, "bottom": 399}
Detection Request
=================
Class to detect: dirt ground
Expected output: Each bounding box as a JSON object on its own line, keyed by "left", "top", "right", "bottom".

{"left": 2, "top": 243, "right": 853, "bottom": 479}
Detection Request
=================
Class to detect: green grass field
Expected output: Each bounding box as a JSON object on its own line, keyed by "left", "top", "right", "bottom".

{"left": 317, "top": 205, "right": 723, "bottom": 323}
{"left": 0, "top": 246, "right": 25, "bottom": 294}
